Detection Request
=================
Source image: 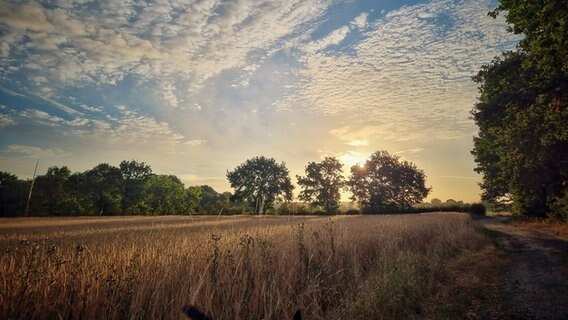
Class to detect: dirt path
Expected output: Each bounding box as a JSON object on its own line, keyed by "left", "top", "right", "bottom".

{"left": 480, "top": 218, "right": 568, "bottom": 319}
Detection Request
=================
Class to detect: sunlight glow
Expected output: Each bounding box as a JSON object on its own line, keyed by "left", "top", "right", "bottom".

{"left": 340, "top": 151, "right": 367, "bottom": 169}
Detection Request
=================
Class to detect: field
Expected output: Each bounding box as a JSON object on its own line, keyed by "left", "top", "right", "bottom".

{"left": 0, "top": 214, "right": 505, "bottom": 319}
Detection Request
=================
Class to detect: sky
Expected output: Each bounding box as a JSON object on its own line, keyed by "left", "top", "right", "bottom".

{"left": 0, "top": 0, "right": 521, "bottom": 203}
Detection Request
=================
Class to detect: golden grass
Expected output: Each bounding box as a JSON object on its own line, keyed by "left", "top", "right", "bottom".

{"left": 1, "top": 213, "right": 498, "bottom": 319}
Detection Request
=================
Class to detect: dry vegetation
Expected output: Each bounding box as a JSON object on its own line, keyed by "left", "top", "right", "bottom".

{"left": 508, "top": 218, "right": 568, "bottom": 238}
{"left": 1, "top": 213, "right": 504, "bottom": 319}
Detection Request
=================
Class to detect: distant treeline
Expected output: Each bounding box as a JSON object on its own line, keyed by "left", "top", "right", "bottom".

{"left": 0, "top": 160, "right": 246, "bottom": 217}
{"left": 0, "top": 155, "right": 482, "bottom": 217}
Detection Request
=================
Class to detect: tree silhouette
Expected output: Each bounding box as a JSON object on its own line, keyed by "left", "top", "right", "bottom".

{"left": 297, "top": 157, "right": 344, "bottom": 214}
{"left": 227, "top": 156, "right": 294, "bottom": 214}
{"left": 348, "top": 151, "right": 430, "bottom": 213}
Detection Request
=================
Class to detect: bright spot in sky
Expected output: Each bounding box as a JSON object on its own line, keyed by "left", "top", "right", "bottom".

{"left": 340, "top": 152, "right": 367, "bottom": 169}
{"left": 346, "top": 140, "right": 369, "bottom": 147}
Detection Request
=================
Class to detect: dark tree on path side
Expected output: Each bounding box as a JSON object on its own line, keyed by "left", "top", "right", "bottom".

{"left": 472, "top": 0, "right": 568, "bottom": 218}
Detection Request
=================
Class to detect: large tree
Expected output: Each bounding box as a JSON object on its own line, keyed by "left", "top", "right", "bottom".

{"left": 297, "top": 157, "right": 345, "bottom": 214}
{"left": 119, "top": 160, "right": 152, "bottom": 215}
{"left": 33, "top": 166, "right": 74, "bottom": 215}
{"left": 472, "top": 0, "right": 568, "bottom": 218}
{"left": 139, "top": 175, "right": 200, "bottom": 215}
{"left": 0, "top": 171, "right": 27, "bottom": 217}
{"left": 347, "top": 151, "right": 431, "bottom": 213}
{"left": 198, "top": 185, "right": 233, "bottom": 214}
{"left": 227, "top": 156, "right": 294, "bottom": 214}
{"left": 81, "top": 163, "right": 121, "bottom": 215}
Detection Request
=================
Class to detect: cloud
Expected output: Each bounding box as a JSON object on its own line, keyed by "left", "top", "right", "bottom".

{"left": 339, "top": 150, "right": 368, "bottom": 168}
{"left": 16, "top": 106, "right": 184, "bottom": 144}
{"left": 304, "top": 25, "right": 351, "bottom": 53}
{"left": 278, "top": 0, "right": 520, "bottom": 143}
{"left": 0, "top": 0, "right": 337, "bottom": 102}
{"left": 329, "top": 125, "right": 382, "bottom": 142}
{"left": 351, "top": 12, "right": 369, "bottom": 30}
{"left": 395, "top": 147, "right": 425, "bottom": 155}
{"left": 0, "top": 113, "right": 16, "bottom": 127}
{"left": 20, "top": 109, "right": 66, "bottom": 126}
{"left": 160, "top": 82, "right": 179, "bottom": 108}
{"left": 184, "top": 140, "right": 207, "bottom": 146}
{"left": 346, "top": 139, "right": 369, "bottom": 147}
{"left": 2, "top": 144, "right": 68, "bottom": 158}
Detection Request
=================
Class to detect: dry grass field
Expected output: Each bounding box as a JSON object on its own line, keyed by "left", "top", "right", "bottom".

{"left": 0, "top": 213, "right": 506, "bottom": 319}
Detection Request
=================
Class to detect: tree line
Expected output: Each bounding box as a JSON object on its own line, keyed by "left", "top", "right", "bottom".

{"left": 0, "top": 150, "right": 431, "bottom": 216}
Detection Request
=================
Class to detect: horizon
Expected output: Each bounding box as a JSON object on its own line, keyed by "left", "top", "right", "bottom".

{"left": 0, "top": 0, "right": 521, "bottom": 203}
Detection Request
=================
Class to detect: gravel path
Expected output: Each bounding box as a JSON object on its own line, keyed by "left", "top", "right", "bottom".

{"left": 480, "top": 218, "right": 568, "bottom": 320}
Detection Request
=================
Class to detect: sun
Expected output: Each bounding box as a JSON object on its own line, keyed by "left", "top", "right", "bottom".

{"left": 339, "top": 152, "right": 367, "bottom": 168}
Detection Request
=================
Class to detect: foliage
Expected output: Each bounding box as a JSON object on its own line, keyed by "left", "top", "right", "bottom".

{"left": 33, "top": 166, "right": 76, "bottom": 215}
{"left": 431, "top": 198, "right": 442, "bottom": 205}
{"left": 198, "top": 185, "right": 244, "bottom": 215}
{"left": 549, "top": 188, "right": 568, "bottom": 221}
{"left": 472, "top": 1, "right": 568, "bottom": 218}
{"left": 347, "top": 151, "right": 431, "bottom": 213}
{"left": 0, "top": 161, "right": 205, "bottom": 216}
{"left": 80, "top": 163, "right": 121, "bottom": 215}
{"left": 184, "top": 186, "right": 203, "bottom": 214}
{"left": 119, "top": 160, "right": 152, "bottom": 215}
{"left": 139, "top": 175, "right": 189, "bottom": 215}
{"left": 469, "top": 203, "right": 487, "bottom": 217}
{"left": 297, "top": 157, "right": 345, "bottom": 214}
{"left": 0, "top": 171, "right": 27, "bottom": 217}
{"left": 413, "top": 201, "right": 475, "bottom": 214}
{"left": 226, "top": 156, "right": 294, "bottom": 214}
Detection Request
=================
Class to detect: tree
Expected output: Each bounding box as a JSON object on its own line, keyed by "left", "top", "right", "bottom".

{"left": 197, "top": 185, "right": 242, "bottom": 215}
{"left": 430, "top": 198, "right": 442, "bottom": 205}
{"left": 183, "top": 186, "right": 202, "bottom": 214}
{"left": 33, "top": 166, "right": 74, "bottom": 215}
{"left": 139, "top": 175, "right": 184, "bottom": 214}
{"left": 80, "top": 163, "right": 121, "bottom": 215}
{"left": 119, "top": 160, "right": 152, "bottom": 215}
{"left": 445, "top": 199, "right": 457, "bottom": 205}
{"left": 472, "top": 1, "right": 568, "bottom": 218}
{"left": 297, "top": 157, "right": 345, "bottom": 214}
{"left": 0, "top": 171, "right": 27, "bottom": 216}
{"left": 347, "top": 151, "right": 431, "bottom": 213}
{"left": 227, "top": 156, "right": 294, "bottom": 214}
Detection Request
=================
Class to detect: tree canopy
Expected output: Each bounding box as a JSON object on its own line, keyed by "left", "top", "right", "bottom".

{"left": 472, "top": 0, "right": 568, "bottom": 218}
{"left": 119, "top": 160, "right": 152, "bottom": 215}
{"left": 347, "top": 151, "right": 431, "bottom": 213}
{"left": 0, "top": 161, "right": 206, "bottom": 217}
{"left": 227, "top": 156, "right": 294, "bottom": 214}
{"left": 297, "top": 157, "right": 345, "bottom": 214}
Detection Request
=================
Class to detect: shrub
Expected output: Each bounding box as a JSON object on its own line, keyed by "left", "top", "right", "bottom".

{"left": 549, "top": 190, "right": 568, "bottom": 221}
{"left": 344, "top": 209, "right": 361, "bottom": 215}
{"left": 469, "top": 203, "right": 486, "bottom": 216}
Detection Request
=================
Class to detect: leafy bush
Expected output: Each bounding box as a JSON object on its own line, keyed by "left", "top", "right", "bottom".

{"left": 549, "top": 191, "right": 568, "bottom": 221}
{"left": 344, "top": 209, "right": 361, "bottom": 215}
{"left": 469, "top": 203, "right": 486, "bottom": 216}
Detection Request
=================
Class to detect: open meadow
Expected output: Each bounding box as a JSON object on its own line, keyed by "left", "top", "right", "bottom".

{"left": 1, "top": 213, "right": 505, "bottom": 319}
